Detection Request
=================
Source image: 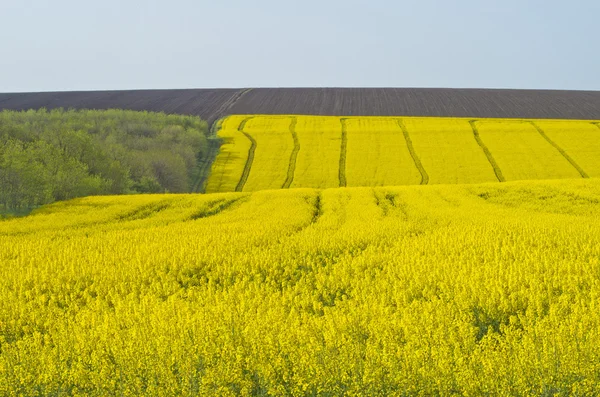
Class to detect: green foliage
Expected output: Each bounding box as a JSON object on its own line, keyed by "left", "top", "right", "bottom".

{"left": 0, "top": 109, "right": 209, "bottom": 210}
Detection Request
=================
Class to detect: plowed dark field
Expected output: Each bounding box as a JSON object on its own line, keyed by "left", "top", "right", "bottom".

{"left": 1, "top": 88, "right": 599, "bottom": 123}
{"left": 230, "top": 88, "right": 600, "bottom": 120}
{"left": 0, "top": 89, "right": 239, "bottom": 125}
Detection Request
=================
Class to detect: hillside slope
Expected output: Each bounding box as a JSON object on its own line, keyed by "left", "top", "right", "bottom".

{"left": 2, "top": 179, "right": 600, "bottom": 394}
{"left": 206, "top": 115, "right": 600, "bottom": 193}
{"left": 0, "top": 89, "right": 240, "bottom": 125}
{"left": 1, "top": 88, "right": 600, "bottom": 122}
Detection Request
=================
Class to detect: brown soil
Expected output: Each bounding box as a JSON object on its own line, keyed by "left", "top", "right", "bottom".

{"left": 1, "top": 88, "right": 599, "bottom": 121}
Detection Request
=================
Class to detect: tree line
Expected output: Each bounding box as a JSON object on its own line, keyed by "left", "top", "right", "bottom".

{"left": 0, "top": 109, "right": 211, "bottom": 211}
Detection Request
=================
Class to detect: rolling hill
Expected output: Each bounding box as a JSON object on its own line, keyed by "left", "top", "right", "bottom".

{"left": 2, "top": 88, "right": 600, "bottom": 124}
{"left": 206, "top": 115, "right": 600, "bottom": 193}
{"left": 3, "top": 88, "right": 600, "bottom": 394}
{"left": 3, "top": 178, "right": 600, "bottom": 394}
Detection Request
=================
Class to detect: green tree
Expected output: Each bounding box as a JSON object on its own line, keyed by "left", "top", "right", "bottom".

{"left": 0, "top": 109, "right": 211, "bottom": 210}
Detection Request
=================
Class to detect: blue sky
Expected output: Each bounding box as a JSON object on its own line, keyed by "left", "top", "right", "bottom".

{"left": 1, "top": 0, "right": 598, "bottom": 92}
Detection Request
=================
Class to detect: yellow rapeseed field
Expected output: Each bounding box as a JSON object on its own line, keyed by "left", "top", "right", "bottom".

{"left": 2, "top": 178, "right": 600, "bottom": 395}
{"left": 534, "top": 120, "right": 600, "bottom": 178}
{"left": 241, "top": 116, "right": 295, "bottom": 192}
{"left": 474, "top": 120, "right": 582, "bottom": 181}
{"left": 204, "top": 115, "right": 252, "bottom": 193}
{"left": 207, "top": 115, "right": 600, "bottom": 192}
{"left": 344, "top": 118, "right": 421, "bottom": 187}
{"left": 402, "top": 118, "right": 498, "bottom": 184}
{"left": 290, "top": 116, "right": 343, "bottom": 189}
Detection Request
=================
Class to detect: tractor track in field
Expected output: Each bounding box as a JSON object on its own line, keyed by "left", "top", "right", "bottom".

{"left": 397, "top": 119, "right": 429, "bottom": 185}
{"left": 469, "top": 120, "right": 506, "bottom": 182}
{"left": 282, "top": 117, "right": 300, "bottom": 189}
{"left": 192, "top": 90, "right": 253, "bottom": 192}
{"left": 235, "top": 117, "right": 256, "bottom": 192}
{"left": 117, "top": 200, "right": 173, "bottom": 222}
{"left": 192, "top": 118, "right": 224, "bottom": 193}
{"left": 290, "top": 192, "right": 323, "bottom": 236}
{"left": 189, "top": 196, "right": 248, "bottom": 220}
{"left": 209, "top": 88, "right": 253, "bottom": 125}
{"left": 529, "top": 121, "right": 589, "bottom": 179}
{"left": 593, "top": 122, "right": 600, "bottom": 131}
{"left": 373, "top": 190, "right": 408, "bottom": 219}
{"left": 312, "top": 192, "right": 322, "bottom": 224}
{"left": 213, "top": 152, "right": 232, "bottom": 193}
{"left": 339, "top": 118, "right": 349, "bottom": 187}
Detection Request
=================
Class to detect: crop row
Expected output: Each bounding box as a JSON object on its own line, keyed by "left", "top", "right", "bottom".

{"left": 206, "top": 115, "right": 600, "bottom": 193}
{"left": 3, "top": 179, "right": 600, "bottom": 394}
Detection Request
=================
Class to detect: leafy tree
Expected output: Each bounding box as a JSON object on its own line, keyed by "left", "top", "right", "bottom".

{"left": 0, "top": 109, "right": 211, "bottom": 210}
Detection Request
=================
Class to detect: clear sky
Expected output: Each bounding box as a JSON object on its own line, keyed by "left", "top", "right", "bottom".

{"left": 1, "top": 0, "right": 598, "bottom": 92}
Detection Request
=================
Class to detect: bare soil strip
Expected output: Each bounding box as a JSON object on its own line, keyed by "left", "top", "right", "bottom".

{"left": 282, "top": 117, "right": 300, "bottom": 189}
{"left": 235, "top": 117, "right": 256, "bottom": 192}
{"left": 469, "top": 120, "right": 505, "bottom": 182}
{"left": 529, "top": 121, "right": 589, "bottom": 178}
{"left": 339, "top": 119, "right": 349, "bottom": 187}
{"left": 397, "top": 119, "right": 429, "bottom": 185}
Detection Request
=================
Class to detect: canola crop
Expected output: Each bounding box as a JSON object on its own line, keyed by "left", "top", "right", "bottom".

{"left": 534, "top": 120, "right": 600, "bottom": 178}
{"left": 344, "top": 118, "right": 421, "bottom": 187}
{"left": 402, "top": 118, "right": 498, "bottom": 184}
{"left": 2, "top": 179, "right": 600, "bottom": 395}
{"left": 474, "top": 119, "right": 582, "bottom": 181}
{"left": 242, "top": 116, "right": 295, "bottom": 192}
{"left": 290, "top": 116, "right": 343, "bottom": 189}
{"left": 204, "top": 115, "right": 252, "bottom": 193}
{"left": 206, "top": 115, "right": 600, "bottom": 192}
